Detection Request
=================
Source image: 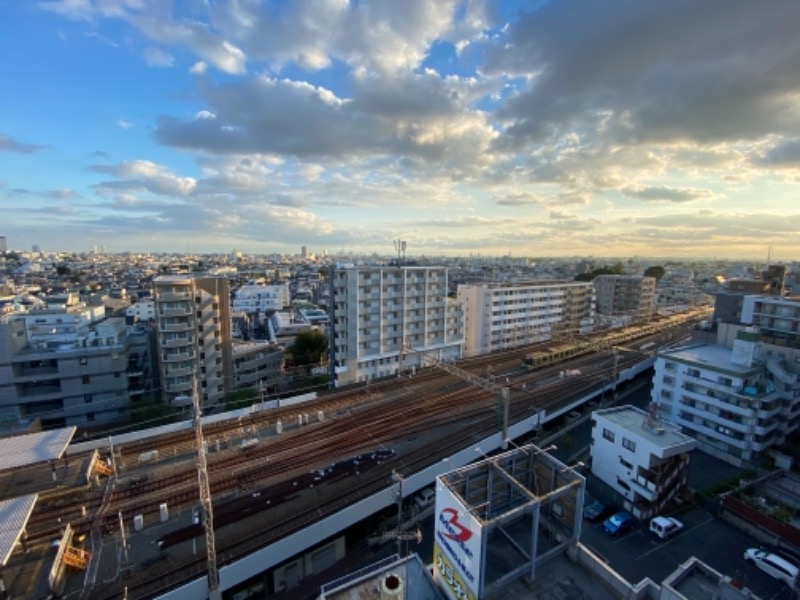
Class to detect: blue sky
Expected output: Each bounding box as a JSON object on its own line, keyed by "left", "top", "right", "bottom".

{"left": 1, "top": 0, "right": 799, "bottom": 260}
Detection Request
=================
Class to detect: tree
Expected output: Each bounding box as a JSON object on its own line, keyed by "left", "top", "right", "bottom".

{"left": 56, "top": 264, "right": 71, "bottom": 276}
{"left": 291, "top": 330, "right": 328, "bottom": 367}
{"left": 224, "top": 388, "right": 258, "bottom": 411}
{"left": 644, "top": 266, "right": 666, "bottom": 281}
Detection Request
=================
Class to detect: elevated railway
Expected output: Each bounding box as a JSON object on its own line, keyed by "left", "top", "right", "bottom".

{"left": 3, "top": 309, "right": 707, "bottom": 599}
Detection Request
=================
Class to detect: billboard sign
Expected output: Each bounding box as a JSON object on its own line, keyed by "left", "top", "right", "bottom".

{"left": 433, "top": 482, "right": 482, "bottom": 598}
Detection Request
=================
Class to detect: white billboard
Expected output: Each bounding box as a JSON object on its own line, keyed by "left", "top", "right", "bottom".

{"left": 433, "top": 481, "right": 483, "bottom": 599}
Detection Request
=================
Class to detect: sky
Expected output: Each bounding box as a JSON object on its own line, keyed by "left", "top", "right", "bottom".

{"left": 1, "top": 0, "right": 799, "bottom": 260}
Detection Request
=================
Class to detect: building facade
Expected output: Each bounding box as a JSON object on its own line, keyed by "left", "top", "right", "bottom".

{"left": 233, "top": 341, "right": 284, "bottom": 394}
{"left": 652, "top": 330, "right": 800, "bottom": 466}
{"left": 232, "top": 284, "right": 291, "bottom": 315}
{"left": 591, "top": 405, "right": 696, "bottom": 519}
{"left": 457, "top": 281, "right": 595, "bottom": 357}
{"left": 0, "top": 311, "right": 132, "bottom": 429}
{"left": 594, "top": 275, "right": 656, "bottom": 321}
{"left": 741, "top": 295, "right": 800, "bottom": 343}
{"left": 332, "top": 266, "right": 464, "bottom": 385}
{"left": 153, "top": 275, "right": 233, "bottom": 410}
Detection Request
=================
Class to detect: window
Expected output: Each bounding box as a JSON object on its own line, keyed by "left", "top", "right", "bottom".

{"left": 79, "top": 356, "right": 88, "bottom": 366}
{"left": 82, "top": 375, "right": 91, "bottom": 385}
{"left": 602, "top": 428, "right": 615, "bottom": 442}
{"left": 622, "top": 438, "right": 636, "bottom": 452}
{"left": 619, "top": 457, "right": 633, "bottom": 470}
{"left": 86, "top": 413, "right": 95, "bottom": 422}
{"left": 84, "top": 394, "right": 93, "bottom": 403}
{"left": 114, "top": 371, "right": 121, "bottom": 378}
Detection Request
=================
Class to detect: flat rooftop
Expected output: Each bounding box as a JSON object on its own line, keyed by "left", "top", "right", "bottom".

{"left": 659, "top": 343, "right": 760, "bottom": 375}
{"left": 595, "top": 406, "right": 696, "bottom": 449}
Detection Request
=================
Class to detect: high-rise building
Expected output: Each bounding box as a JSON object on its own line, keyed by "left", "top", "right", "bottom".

{"left": 457, "top": 281, "right": 595, "bottom": 357}
{"left": 232, "top": 284, "right": 291, "bottom": 315}
{"left": 331, "top": 266, "right": 463, "bottom": 385}
{"left": 0, "top": 236, "right": 7, "bottom": 253}
{"left": 153, "top": 275, "right": 233, "bottom": 410}
{"left": 594, "top": 275, "right": 656, "bottom": 321}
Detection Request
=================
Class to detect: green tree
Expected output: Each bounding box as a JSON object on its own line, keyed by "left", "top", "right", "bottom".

{"left": 56, "top": 264, "right": 71, "bottom": 276}
{"left": 291, "top": 330, "right": 328, "bottom": 367}
{"left": 644, "top": 266, "right": 666, "bottom": 281}
{"left": 224, "top": 388, "right": 258, "bottom": 411}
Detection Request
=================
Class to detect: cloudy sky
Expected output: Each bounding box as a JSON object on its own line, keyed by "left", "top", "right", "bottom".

{"left": 1, "top": 0, "right": 799, "bottom": 259}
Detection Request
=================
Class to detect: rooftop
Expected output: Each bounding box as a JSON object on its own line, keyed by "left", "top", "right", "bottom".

{"left": 659, "top": 343, "right": 761, "bottom": 375}
{"left": 595, "top": 405, "right": 696, "bottom": 450}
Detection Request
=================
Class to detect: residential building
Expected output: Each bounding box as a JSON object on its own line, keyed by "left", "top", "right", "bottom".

{"left": 594, "top": 275, "right": 656, "bottom": 321}
{"left": 652, "top": 330, "right": 800, "bottom": 467}
{"left": 125, "top": 300, "right": 155, "bottom": 323}
{"left": 153, "top": 275, "right": 233, "bottom": 410}
{"left": 457, "top": 280, "right": 595, "bottom": 357}
{"left": 233, "top": 340, "right": 283, "bottom": 394}
{"left": 742, "top": 295, "right": 800, "bottom": 343}
{"left": 0, "top": 310, "right": 132, "bottom": 429}
{"left": 331, "top": 266, "right": 463, "bottom": 385}
{"left": 591, "top": 405, "right": 696, "bottom": 519}
{"left": 232, "top": 284, "right": 291, "bottom": 315}
{"left": 268, "top": 310, "right": 314, "bottom": 345}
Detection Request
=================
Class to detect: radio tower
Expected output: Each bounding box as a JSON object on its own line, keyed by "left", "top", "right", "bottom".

{"left": 192, "top": 379, "right": 221, "bottom": 600}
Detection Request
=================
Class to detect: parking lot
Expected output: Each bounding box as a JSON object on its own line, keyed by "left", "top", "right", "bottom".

{"left": 580, "top": 503, "right": 796, "bottom": 599}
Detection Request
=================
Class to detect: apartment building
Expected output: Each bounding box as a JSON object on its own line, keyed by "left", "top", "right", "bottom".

{"left": 153, "top": 275, "right": 233, "bottom": 410}
{"left": 331, "top": 266, "right": 463, "bottom": 385}
{"left": 232, "top": 341, "right": 283, "bottom": 393}
{"left": 591, "top": 405, "right": 696, "bottom": 519}
{"left": 594, "top": 275, "right": 656, "bottom": 321}
{"left": 652, "top": 329, "right": 800, "bottom": 467}
{"left": 0, "top": 310, "right": 132, "bottom": 429}
{"left": 457, "top": 281, "right": 595, "bottom": 357}
{"left": 742, "top": 295, "right": 800, "bottom": 342}
{"left": 125, "top": 300, "right": 155, "bottom": 323}
{"left": 232, "top": 284, "right": 291, "bottom": 315}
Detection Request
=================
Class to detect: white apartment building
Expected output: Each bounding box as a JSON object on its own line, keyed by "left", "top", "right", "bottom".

{"left": 332, "top": 266, "right": 464, "bottom": 385}
{"left": 591, "top": 405, "right": 696, "bottom": 519}
{"left": 457, "top": 281, "right": 595, "bottom": 357}
{"left": 594, "top": 275, "right": 656, "bottom": 321}
{"left": 126, "top": 300, "right": 155, "bottom": 323}
{"left": 742, "top": 295, "right": 800, "bottom": 340}
{"left": 232, "top": 284, "right": 291, "bottom": 315}
{"left": 652, "top": 329, "right": 800, "bottom": 467}
{"left": 153, "top": 275, "right": 233, "bottom": 410}
{"left": 268, "top": 310, "right": 314, "bottom": 344}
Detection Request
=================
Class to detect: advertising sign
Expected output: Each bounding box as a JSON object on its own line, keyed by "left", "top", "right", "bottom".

{"left": 433, "top": 483, "right": 482, "bottom": 598}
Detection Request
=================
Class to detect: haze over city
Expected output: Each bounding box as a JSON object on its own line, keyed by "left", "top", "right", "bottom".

{"left": 1, "top": 0, "right": 799, "bottom": 259}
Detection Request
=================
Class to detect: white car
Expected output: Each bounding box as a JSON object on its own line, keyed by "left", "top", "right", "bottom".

{"left": 744, "top": 548, "right": 799, "bottom": 586}
{"left": 649, "top": 516, "right": 683, "bottom": 540}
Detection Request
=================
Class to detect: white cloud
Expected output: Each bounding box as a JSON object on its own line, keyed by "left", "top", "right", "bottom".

{"left": 117, "top": 119, "right": 134, "bottom": 130}
{"left": 189, "top": 61, "right": 207, "bottom": 74}
{"left": 143, "top": 46, "right": 174, "bottom": 67}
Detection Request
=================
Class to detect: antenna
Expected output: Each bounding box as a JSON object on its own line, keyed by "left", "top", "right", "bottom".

{"left": 394, "top": 240, "right": 407, "bottom": 266}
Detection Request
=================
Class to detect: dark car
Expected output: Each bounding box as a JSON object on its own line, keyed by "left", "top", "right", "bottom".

{"left": 603, "top": 510, "right": 636, "bottom": 536}
{"left": 583, "top": 500, "right": 615, "bottom": 522}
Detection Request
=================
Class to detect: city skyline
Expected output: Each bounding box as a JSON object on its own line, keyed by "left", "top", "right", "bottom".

{"left": 1, "top": 1, "right": 799, "bottom": 260}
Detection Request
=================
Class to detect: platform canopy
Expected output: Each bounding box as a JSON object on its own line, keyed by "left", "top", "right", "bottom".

{"left": 0, "top": 494, "right": 37, "bottom": 566}
{"left": 0, "top": 427, "right": 76, "bottom": 472}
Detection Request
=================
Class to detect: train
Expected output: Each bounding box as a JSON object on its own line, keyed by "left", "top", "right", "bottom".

{"left": 521, "top": 308, "right": 709, "bottom": 370}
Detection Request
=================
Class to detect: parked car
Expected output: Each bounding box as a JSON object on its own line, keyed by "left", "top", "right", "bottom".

{"left": 413, "top": 486, "right": 436, "bottom": 511}
{"left": 649, "top": 516, "right": 684, "bottom": 540}
{"left": 583, "top": 500, "right": 615, "bottom": 522}
{"left": 744, "top": 548, "right": 799, "bottom": 586}
{"left": 602, "top": 511, "right": 635, "bottom": 536}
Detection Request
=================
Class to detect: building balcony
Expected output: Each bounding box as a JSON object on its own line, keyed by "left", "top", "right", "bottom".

{"left": 161, "top": 322, "right": 192, "bottom": 333}
{"left": 163, "top": 337, "right": 195, "bottom": 348}
{"left": 159, "top": 307, "right": 191, "bottom": 317}
{"left": 157, "top": 291, "right": 192, "bottom": 302}
{"left": 165, "top": 380, "right": 193, "bottom": 394}
{"left": 162, "top": 351, "right": 194, "bottom": 363}
{"left": 12, "top": 366, "right": 60, "bottom": 382}
{"left": 166, "top": 366, "right": 195, "bottom": 378}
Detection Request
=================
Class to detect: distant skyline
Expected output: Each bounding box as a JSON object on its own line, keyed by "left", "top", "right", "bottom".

{"left": 1, "top": 1, "right": 799, "bottom": 260}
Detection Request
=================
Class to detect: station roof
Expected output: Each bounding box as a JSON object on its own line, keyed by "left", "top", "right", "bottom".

{"left": 0, "top": 494, "right": 38, "bottom": 566}
{"left": 0, "top": 427, "right": 76, "bottom": 471}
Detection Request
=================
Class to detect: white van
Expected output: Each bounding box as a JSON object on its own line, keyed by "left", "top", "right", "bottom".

{"left": 649, "top": 516, "right": 683, "bottom": 540}
{"left": 413, "top": 487, "right": 436, "bottom": 511}
{"left": 744, "top": 548, "right": 799, "bottom": 586}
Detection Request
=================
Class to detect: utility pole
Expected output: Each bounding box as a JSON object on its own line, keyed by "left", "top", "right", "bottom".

{"left": 193, "top": 379, "right": 221, "bottom": 600}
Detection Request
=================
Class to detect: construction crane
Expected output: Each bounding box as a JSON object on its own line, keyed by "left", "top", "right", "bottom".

{"left": 191, "top": 379, "right": 221, "bottom": 600}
